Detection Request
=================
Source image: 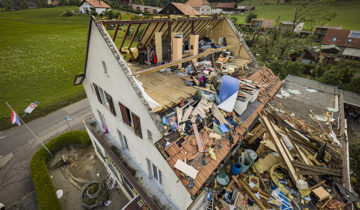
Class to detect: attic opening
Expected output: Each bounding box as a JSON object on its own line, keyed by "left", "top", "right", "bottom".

{"left": 100, "top": 15, "right": 254, "bottom": 114}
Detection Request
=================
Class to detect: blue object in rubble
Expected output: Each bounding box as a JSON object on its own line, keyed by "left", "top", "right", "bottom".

{"left": 219, "top": 124, "right": 230, "bottom": 133}
{"left": 162, "top": 117, "right": 169, "bottom": 125}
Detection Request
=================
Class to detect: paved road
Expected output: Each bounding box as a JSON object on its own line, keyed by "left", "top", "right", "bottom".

{"left": 0, "top": 99, "right": 92, "bottom": 209}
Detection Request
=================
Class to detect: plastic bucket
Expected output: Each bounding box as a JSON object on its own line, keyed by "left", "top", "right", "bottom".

{"left": 238, "top": 156, "right": 252, "bottom": 173}
{"left": 232, "top": 162, "right": 242, "bottom": 175}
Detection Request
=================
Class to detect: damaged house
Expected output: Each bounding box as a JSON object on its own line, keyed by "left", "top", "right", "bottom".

{"left": 74, "top": 14, "right": 356, "bottom": 209}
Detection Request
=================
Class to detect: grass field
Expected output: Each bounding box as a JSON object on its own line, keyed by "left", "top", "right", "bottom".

{"left": 0, "top": 6, "right": 141, "bottom": 130}
{"left": 232, "top": 1, "right": 360, "bottom": 30}
{"left": 0, "top": 7, "right": 89, "bottom": 129}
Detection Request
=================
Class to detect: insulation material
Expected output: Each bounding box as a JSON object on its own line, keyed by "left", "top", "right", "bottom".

{"left": 154, "top": 32, "right": 162, "bottom": 63}
{"left": 329, "top": 131, "right": 342, "bottom": 147}
{"left": 234, "top": 98, "right": 250, "bottom": 116}
{"left": 249, "top": 89, "right": 260, "bottom": 103}
{"left": 133, "top": 77, "right": 160, "bottom": 110}
{"left": 217, "top": 75, "right": 240, "bottom": 112}
{"left": 287, "top": 89, "right": 301, "bottom": 95}
{"left": 174, "top": 159, "right": 199, "bottom": 179}
{"left": 190, "top": 34, "right": 199, "bottom": 63}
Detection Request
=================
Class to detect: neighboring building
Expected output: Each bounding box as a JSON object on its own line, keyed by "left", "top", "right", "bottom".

{"left": 314, "top": 25, "right": 343, "bottom": 42}
{"left": 73, "top": 14, "right": 288, "bottom": 209}
{"left": 289, "top": 48, "right": 319, "bottom": 64}
{"left": 79, "top": 0, "right": 111, "bottom": 14}
{"left": 280, "top": 21, "right": 304, "bottom": 34}
{"left": 320, "top": 44, "right": 341, "bottom": 64}
{"left": 237, "top": 5, "right": 254, "bottom": 13}
{"left": 215, "top": 2, "right": 238, "bottom": 14}
{"left": 131, "top": 4, "right": 161, "bottom": 14}
{"left": 250, "top": 18, "right": 274, "bottom": 29}
{"left": 185, "top": 0, "right": 211, "bottom": 14}
{"left": 52, "top": 0, "right": 58, "bottom": 6}
{"left": 322, "top": 29, "right": 360, "bottom": 60}
{"left": 158, "top": 2, "right": 199, "bottom": 15}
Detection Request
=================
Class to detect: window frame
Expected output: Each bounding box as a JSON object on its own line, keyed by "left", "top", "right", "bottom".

{"left": 146, "top": 159, "right": 162, "bottom": 185}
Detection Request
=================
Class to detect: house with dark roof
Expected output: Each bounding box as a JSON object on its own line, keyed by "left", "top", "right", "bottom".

{"left": 322, "top": 29, "right": 360, "bottom": 60}
{"left": 215, "top": 3, "right": 253, "bottom": 14}
{"left": 158, "top": 2, "right": 199, "bottom": 15}
{"left": 79, "top": 0, "right": 111, "bottom": 14}
{"left": 185, "top": 0, "right": 211, "bottom": 14}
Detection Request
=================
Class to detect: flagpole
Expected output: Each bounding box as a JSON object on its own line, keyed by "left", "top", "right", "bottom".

{"left": 5, "top": 102, "right": 53, "bottom": 157}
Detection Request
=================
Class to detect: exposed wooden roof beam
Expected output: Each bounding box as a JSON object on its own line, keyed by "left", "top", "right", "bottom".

{"left": 100, "top": 17, "right": 224, "bottom": 25}
{"left": 135, "top": 44, "right": 239, "bottom": 76}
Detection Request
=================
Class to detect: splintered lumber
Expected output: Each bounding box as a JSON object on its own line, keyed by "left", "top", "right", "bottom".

{"left": 261, "top": 115, "right": 298, "bottom": 183}
{"left": 292, "top": 161, "right": 341, "bottom": 176}
{"left": 135, "top": 44, "right": 239, "bottom": 76}
{"left": 232, "top": 176, "right": 266, "bottom": 210}
{"left": 212, "top": 105, "right": 230, "bottom": 126}
{"left": 182, "top": 106, "right": 193, "bottom": 122}
{"left": 248, "top": 127, "right": 266, "bottom": 144}
{"left": 192, "top": 123, "right": 204, "bottom": 152}
{"left": 244, "top": 123, "right": 263, "bottom": 141}
{"left": 176, "top": 107, "right": 183, "bottom": 125}
{"left": 174, "top": 160, "right": 198, "bottom": 179}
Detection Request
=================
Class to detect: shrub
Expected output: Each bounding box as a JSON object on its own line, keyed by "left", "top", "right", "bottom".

{"left": 246, "top": 12, "right": 257, "bottom": 23}
{"left": 62, "top": 10, "right": 73, "bottom": 17}
{"left": 30, "top": 131, "right": 91, "bottom": 210}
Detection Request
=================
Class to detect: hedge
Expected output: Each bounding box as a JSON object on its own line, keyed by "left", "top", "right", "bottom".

{"left": 30, "top": 131, "right": 91, "bottom": 210}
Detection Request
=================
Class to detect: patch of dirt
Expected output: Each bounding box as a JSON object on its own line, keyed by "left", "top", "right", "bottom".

{"left": 49, "top": 145, "right": 129, "bottom": 210}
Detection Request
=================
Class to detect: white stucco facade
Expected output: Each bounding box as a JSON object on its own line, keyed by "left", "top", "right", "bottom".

{"left": 82, "top": 19, "right": 194, "bottom": 209}
{"left": 79, "top": 2, "right": 109, "bottom": 14}
{"left": 193, "top": 4, "right": 211, "bottom": 14}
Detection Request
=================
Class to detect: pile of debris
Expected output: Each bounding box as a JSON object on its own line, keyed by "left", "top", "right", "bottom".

{"left": 154, "top": 47, "right": 359, "bottom": 209}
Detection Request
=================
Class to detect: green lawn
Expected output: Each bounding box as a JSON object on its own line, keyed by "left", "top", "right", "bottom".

{"left": 232, "top": 1, "right": 360, "bottom": 30}
{"left": 0, "top": 7, "right": 89, "bottom": 129}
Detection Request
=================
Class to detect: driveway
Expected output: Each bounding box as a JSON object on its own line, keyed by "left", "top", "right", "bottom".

{"left": 0, "top": 99, "right": 92, "bottom": 209}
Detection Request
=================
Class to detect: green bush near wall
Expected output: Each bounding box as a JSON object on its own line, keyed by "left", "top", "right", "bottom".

{"left": 30, "top": 130, "right": 91, "bottom": 210}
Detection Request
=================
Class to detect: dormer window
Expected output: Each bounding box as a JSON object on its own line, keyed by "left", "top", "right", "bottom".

{"left": 332, "top": 37, "right": 337, "bottom": 42}
{"left": 347, "top": 38, "right": 353, "bottom": 43}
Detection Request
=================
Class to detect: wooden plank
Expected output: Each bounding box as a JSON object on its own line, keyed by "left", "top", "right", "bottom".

{"left": 182, "top": 106, "right": 193, "bottom": 122}
{"left": 119, "top": 22, "right": 132, "bottom": 50}
{"left": 232, "top": 176, "right": 266, "bottom": 210}
{"left": 174, "top": 160, "right": 198, "bottom": 179}
{"left": 248, "top": 127, "right": 266, "bottom": 144}
{"left": 135, "top": 44, "right": 239, "bottom": 76}
{"left": 154, "top": 32, "right": 162, "bottom": 63}
{"left": 176, "top": 107, "right": 183, "bottom": 125}
{"left": 128, "top": 23, "right": 142, "bottom": 48}
{"left": 292, "top": 161, "right": 341, "bottom": 176}
{"left": 261, "top": 115, "right": 298, "bottom": 183}
{"left": 192, "top": 123, "right": 204, "bottom": 152}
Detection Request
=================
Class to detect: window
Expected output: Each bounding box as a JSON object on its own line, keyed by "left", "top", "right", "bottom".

{"left": 97, "top": 110, "right": 106, "bottom": 130}
{"left": 332, "top": 37, "right": 337, "bottom": 42}
{"left": 146, "top": 158, "right": 162, "bottom": 185}
{"left": 119, "top": 102, "right": 142, "bottom": 138}
{"left": 93, "top": 83, "right": 116, "bottom": 116}
{"left": 117, "top": 130, "right": 129, "bottom": 151}
{"left": 347, "top": 38, "right": 353, "bottom": 43}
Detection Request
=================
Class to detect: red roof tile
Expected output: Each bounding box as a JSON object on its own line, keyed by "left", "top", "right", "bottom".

{"left": 82, "top": 0, "right": 110, "bottom": 8}
{"left": 322, "top": 29, "right": 360, "bottom": 49}
{"left": 185, "top": 0, "right": 210, "bottom": 7}
{"left": 171, "top": 2, "right": 200, "bottom": 15}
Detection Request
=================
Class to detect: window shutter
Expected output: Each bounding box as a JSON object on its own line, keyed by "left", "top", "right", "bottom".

{"left": 93, "top": 83, "right": 102, "bottom": 104}
{"left": 119, "top": 102, "right": 131, "bottom": 126}
{"left": 131, "top": 112, "right": 142, "bottom": 138}
{"left": 105, "top": 92, "right": 116, "bottom": 116}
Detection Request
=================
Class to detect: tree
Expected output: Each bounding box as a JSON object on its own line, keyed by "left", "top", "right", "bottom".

{"left": 245, "top": 12, "right": 257, "bottom": 23}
